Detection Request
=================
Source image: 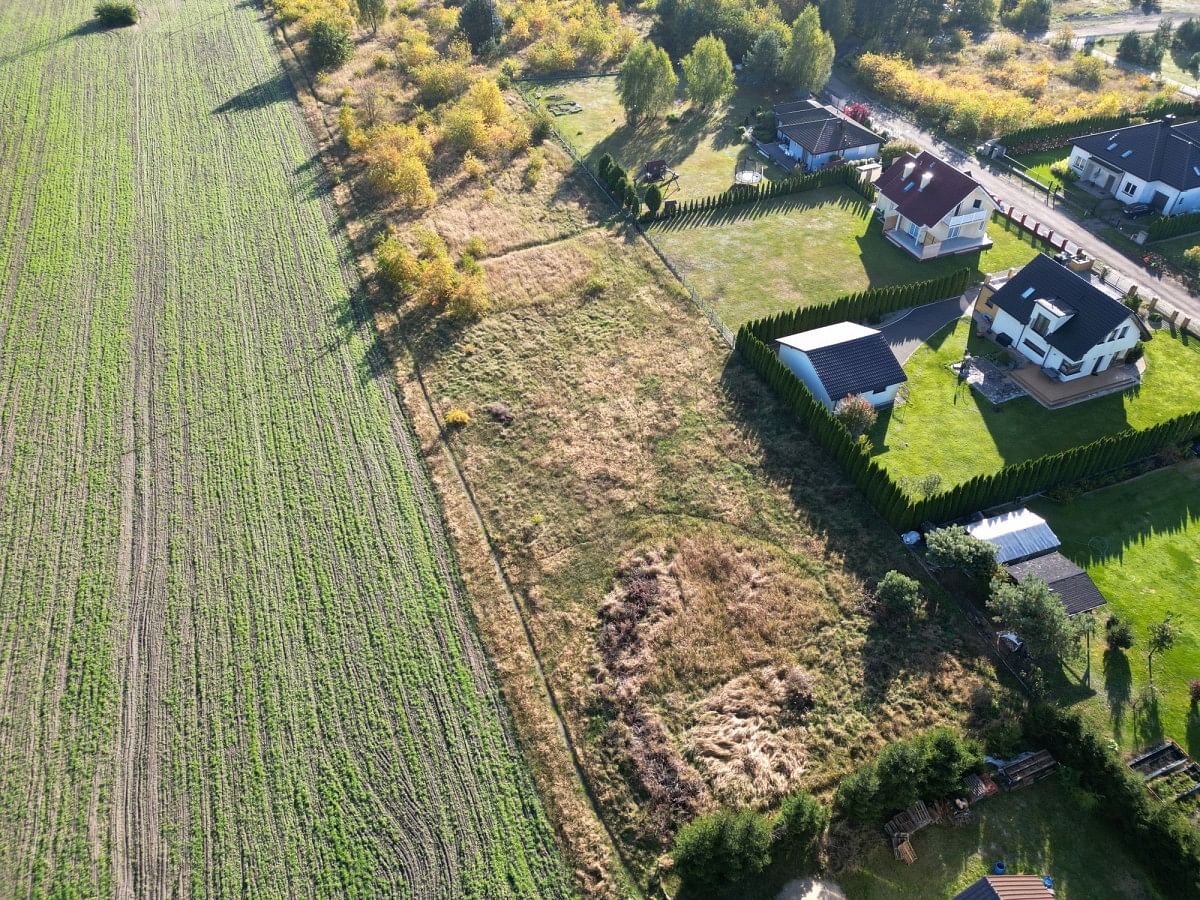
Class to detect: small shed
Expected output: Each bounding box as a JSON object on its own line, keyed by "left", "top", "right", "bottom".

{"left": 966, "top": 509, "right": 1060, "bottom": 565}
{"left": 775, "top": 322, "right": 907, "bottom": 411}
{"left": 954, "top": 875, "right": 1056, "bottom": 900}
{"left": 1005, "top": 551, "right": 1106, "bottom": 616}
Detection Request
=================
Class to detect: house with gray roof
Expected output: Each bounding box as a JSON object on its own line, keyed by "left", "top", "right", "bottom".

{"left": 1006, "top": 551, "right": 1106, "bottom": 617}
{"left": 1067, "top": 115, "right": 1200, "bottom": 215}
{"left": 772, "top": 99, "right": 881, "bottom": 172}
{"left": 975, "top": 254, "right": 1140, "bottom": 383}
{"left": 775, "top": 322, "right": 906, "bottom": 410}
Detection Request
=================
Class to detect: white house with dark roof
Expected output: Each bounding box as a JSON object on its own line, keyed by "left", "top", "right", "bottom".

{"left": 775, "top": 322, "right": 907, "bottom": 410}
{"left": 773, "top": 99, "right": 882, "bottom": 172}
{"left": 1067, "top": 115, "right": 1200, "bottom": 215}
{"left": 874, "top": 152, "right": 997, "bottom": 259}
{"left": 975, "top": 254, "right": 1140, "bottom": 382}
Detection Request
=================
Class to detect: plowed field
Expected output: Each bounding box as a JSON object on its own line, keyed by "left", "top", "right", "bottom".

{"left": 0, "top": 0, "right": 566, "bottom": 896}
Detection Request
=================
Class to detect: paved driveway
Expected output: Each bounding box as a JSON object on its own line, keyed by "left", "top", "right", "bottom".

{"left": 880, "top": 292, "right": 973, "bottom": 363}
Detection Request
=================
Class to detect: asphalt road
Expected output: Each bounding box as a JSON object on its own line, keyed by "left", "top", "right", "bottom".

{"left": 825, "top": 71, "right": 1200, "bottom": 322}
{"left": 880, "top": 294, "right": 973, "bottom": 363}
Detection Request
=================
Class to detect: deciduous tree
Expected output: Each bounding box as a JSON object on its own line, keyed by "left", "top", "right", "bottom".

{"left": 617, "top": 41, "right": 678, "bottom": 122}
{"left": 355, "top": 0, "right": 387, "bottom": 34}
{"left": 682, "top": 35, "right": 735, "bottom": 111}
{"left": 988, "top": 576, "right": 1082, "bottom": 662}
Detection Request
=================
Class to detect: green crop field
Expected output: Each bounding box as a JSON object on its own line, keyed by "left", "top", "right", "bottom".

{"left": 0, "top": 0, "right": 566, "bottom": 897}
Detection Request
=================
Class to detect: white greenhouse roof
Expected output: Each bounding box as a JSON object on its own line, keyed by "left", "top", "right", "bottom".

{"left": 776, "top": 321, "right": 878, "bottom": 352}
{"left": 965, "top": 508, "right": 1060, "bottom": 564}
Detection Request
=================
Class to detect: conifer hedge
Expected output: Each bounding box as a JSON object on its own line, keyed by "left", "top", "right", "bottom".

{"left": 998, "top": 101, "right": 1197, "bottom": 155}
{"left": 738, "top": 277, "right": 1200, "bottom": 531}
{"left": 1148, "top": 210, "right": 1200, "bottom": 243}
{"left": 632, "top": 164, "right": 876, "bottom": 221}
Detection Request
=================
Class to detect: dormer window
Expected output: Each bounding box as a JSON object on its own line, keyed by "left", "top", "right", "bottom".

{"left": 1031, "top": 314, "right": 1051, "bottom": 337}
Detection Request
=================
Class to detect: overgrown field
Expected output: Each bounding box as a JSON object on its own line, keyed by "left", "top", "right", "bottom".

{"left": 386, "top": 215, "right": 1002, "bottom": 885}
{"left": 0, "top": 0, "right": 566, "bottom": 896}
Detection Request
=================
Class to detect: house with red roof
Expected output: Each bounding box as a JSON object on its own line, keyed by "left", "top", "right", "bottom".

{"left": 874, "top": 151, "right": 997, "bottom": 260}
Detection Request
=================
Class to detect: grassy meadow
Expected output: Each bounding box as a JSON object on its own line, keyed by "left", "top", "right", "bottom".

{"left": 839, "top": 779, "right": 1162, "bottom": 900}
{"left": 1033, "top": 462, "right": 1200, "bottom": 757}
{"left": 533, "top": 75, "right": 782, "bottom": 200}
{"left": 870, "top": 320, "right": 1200, "bottom": 489}
{"left": 651, "top": 198, "right": 1046, "bottom": 326}
{"left": 0, "top": 0, "right": 566, "bottom": 896}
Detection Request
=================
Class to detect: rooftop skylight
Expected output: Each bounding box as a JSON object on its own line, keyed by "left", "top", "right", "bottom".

{"left": 1121, "top": 149, "right": 1133, "bottom": 158}
{"left": 1021, "top": 286, "right": 1036, "bottom": 299}
{"left": 1107, "top": 142, "right": 1118, "bottom": 151}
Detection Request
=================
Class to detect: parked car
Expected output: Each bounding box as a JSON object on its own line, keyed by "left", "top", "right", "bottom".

{"left": 998, "top": 631, "right": 1025, "bottom": 654}
{"left": 1122, "top": 203, "right": 1154, "bottom": 219}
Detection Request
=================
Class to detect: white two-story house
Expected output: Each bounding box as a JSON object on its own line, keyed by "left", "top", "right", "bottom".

{"left": 975, "top": 254, "right": 1141, "bottom": 382}
{"left": 874, "top": 152, "right": 997, "bottom": 260}
{"left": 1067, "top": 115, "right": 1200, "bottom": 215}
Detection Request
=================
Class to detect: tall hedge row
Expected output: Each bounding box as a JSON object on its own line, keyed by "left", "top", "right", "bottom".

{"left": 999, "top": 100, "right": 1197, "bottom": 155}
{"left": 738, "top": 282, "right": 1200, "bottom": 531}
{"left": 1024, "top": 703, "right": 1200, "bottom": 897}
{"left": 643, "top": 164, "right": 876, "bottom": 221}
{"left": 746, "top": 269, "right": 974, "bottom": 343}
{"left": 1149, "top": 210, "right": 1200, "bottom": 242}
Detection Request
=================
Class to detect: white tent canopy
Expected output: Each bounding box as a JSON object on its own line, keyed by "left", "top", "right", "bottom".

{"left": 965, "top": 509, "right": 1060, "bottom": 565}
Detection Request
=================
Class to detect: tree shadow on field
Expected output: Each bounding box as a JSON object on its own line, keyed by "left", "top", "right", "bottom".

{"left": 327, "top": 288, "right": 395, "bottom": 388}
{"left": 292, "top": 154, "right": 334, "bottom": 202}
{"left": 212, "top": 73, "right": 288, "bottom": 116}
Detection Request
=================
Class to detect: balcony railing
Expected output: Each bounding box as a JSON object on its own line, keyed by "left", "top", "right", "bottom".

{"left": 947, "top": 209, "right": 989, "bottom": 228}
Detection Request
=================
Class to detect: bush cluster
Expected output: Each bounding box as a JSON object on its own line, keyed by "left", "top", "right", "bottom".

{"left": 672, "top": 791, "right": 828, "bottom": 890}
{"left": 1025, "top": 703, "right": 1200, "bottom": 897}
{"left": 835, "top": 727, "right": 982, "bottom": 824}
{"left": 375, "top": 231, "right": 490, "bottom": 319}
{"left": 95, "top": 0, "right": 138, "bottom": 25}
{"left": 925, "top": 525, "right": 996, "bottom": 580}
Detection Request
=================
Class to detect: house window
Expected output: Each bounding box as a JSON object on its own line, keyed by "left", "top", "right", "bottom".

{"left": 1119, "top": 325, "right": 1130, "bottom": 340}
{"left": 905, "top": 220, "right": 919, "bottom": 238}
{"left": 1070, "top": 156, "right": 1084, "bottom": 170}
{"left": 972, "top": 198, "right": 982, "bottom": 208}
{"left": 948, "top": 224, "right": 961, "bottom": 239}
{"left": 1121, "top": 181, "right": 1136, "bottom": 196}
{"left": 1030, "top": 314, "right": 1050, "bottom": 337}
{"left": 1021, "top": 338, "right": 1045, "bottom": 357}
{"left": 1060, "top": 359, "right": 1082, "bottom": 376}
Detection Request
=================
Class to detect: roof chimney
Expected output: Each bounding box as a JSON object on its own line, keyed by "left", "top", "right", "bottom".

{"left": 919, "top": 171, "right": 933, "bottom": 191}
{"left": 902, "top": 160, "right": 917, "bottom": 179}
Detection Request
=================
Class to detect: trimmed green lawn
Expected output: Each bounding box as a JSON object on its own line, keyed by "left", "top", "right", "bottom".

{"left": 650, "top": 192, "right": 1046, "bottom": 326}
{"left": 534, "top": 76, "right": 782, "bottom": 199}
{"left": 839, "top": 779, "right": 1162, "bottom": 899}
{"left": 872, "top": 321, "right": 1200, "bottom": 489}
{"left": 1011, "top": 148, "right": 1097, "bottom": 210}
{"left": 1032, "top": 462, "right": 1200, "bottom": 756}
